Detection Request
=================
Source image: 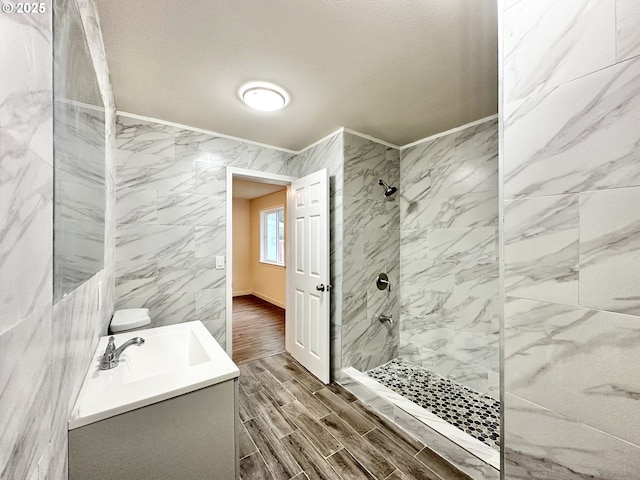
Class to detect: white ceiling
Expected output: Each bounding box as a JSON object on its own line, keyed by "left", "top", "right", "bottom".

{"left": 97, "top": 0, "right": 497, "bottom": 151}
{"left": 233, "top": 179, "right": 286, "bottom": 200}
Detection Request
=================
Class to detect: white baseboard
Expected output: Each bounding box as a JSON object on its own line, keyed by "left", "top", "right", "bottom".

{"left": 250, "top": 291, "right": 286, "bottom": 309}
{"left": 232, "top": 290, "right": 251, "bottom": 297}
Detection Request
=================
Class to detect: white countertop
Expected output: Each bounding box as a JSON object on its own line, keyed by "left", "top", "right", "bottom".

{"left": 69, "top": 321, "right": 239, "bottom": 430}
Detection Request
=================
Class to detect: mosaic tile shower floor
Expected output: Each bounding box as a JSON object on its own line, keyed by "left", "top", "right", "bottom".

{"left": 367, "top": 358, "right": 500, "bottom": 451}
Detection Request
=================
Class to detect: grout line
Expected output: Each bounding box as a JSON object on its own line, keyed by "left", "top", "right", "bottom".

{"left": 411, "top": 449, "right": 449, "bottom": 480}
{"left": 347, "top": 446, "right": 380, "bottom": 480}
{"left": 360, "top": 425, "right": 377, "bottom": 437}
{"left": 324, "top": 449, "right": 350, "bottom": 480}
{"left": 238, "top": 451, "right": 256, "bottom": 461}
{"left": 383, "top": 470, "right": 402, "bottom": 480}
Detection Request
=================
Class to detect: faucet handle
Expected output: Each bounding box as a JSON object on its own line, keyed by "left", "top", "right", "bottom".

{"left": 100, "top": 337, "right": 116, "bottom": 370}
{"left": 104, "top": 336, "right": 116, "bottom": 354}
{"left": 376, "top": 273, "right": 391, "bottom": 292}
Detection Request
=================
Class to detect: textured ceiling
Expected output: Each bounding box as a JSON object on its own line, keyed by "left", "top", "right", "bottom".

{"left": 97, "top": 0, "right": 497, "bottom": 151}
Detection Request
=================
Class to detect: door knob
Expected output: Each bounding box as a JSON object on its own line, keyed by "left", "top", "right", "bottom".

{"left": 316, "top": 284, "right": 325, "bottom": 291}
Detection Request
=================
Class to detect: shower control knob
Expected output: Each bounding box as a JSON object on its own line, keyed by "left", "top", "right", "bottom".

{"left": 376, "top": 273, "right": 391, "bottom": 292}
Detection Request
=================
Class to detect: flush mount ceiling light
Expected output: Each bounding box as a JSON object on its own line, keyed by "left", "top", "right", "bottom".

{"left": 239, "top": 82, "right": 289, "bottom": 112}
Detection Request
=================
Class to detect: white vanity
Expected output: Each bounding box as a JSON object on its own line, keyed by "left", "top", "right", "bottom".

{"left": 68, "top": 321, "right": 239, "bottom": 479}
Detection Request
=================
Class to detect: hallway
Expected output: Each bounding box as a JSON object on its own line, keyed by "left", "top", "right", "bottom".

{"left": 233, "top": 295, "right": 286, "bottom": 364}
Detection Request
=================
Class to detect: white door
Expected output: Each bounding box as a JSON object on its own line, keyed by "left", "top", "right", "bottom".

{"left": 286, "top": 168, "right": 330, "bottom": 384}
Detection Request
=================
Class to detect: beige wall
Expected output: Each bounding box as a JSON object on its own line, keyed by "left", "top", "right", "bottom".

{"left": 232, "top": 198, "right": 251, "bottom": 295}
{"left": 250, "top": 189, "right": 287, "bottom": 308}
{"left": 232, "top": 189, "right": 287, "bottom": 308}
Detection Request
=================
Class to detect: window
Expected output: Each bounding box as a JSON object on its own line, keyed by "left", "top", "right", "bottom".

{"left": 260, "top": 207, "right": 285, "bottom": 266}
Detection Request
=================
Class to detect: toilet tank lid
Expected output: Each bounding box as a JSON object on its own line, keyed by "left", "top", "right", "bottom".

{"left": 110, "top": 308, "right": 151, "bottom": 332}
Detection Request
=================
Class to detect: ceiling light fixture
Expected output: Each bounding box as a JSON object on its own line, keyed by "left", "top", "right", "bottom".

{"left": 239, "top": 82, "right": 289, "bottom": 112}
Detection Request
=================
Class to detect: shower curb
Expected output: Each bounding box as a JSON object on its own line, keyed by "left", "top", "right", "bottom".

{"left": 337, "top": 367, "right": 500, "bottom": 480}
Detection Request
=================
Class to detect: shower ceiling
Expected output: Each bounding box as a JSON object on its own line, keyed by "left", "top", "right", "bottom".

{"left": 96, "top": 0, "right": 497, "bottom": 151}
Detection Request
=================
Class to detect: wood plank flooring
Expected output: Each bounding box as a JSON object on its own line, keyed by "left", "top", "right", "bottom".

{"left": 233, "top": 295, "right": 285, "bottom": 364}
{"left": 239, "top": 352, "right": 473, "bottom": 480}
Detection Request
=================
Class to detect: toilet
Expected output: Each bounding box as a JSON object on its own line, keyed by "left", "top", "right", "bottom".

{"left": 109, "top": 308, "right": 151, "bottom": 334}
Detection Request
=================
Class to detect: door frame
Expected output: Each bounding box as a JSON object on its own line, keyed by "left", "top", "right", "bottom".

{"left": 225, "top": 167, "right": 297, "bottom": 358}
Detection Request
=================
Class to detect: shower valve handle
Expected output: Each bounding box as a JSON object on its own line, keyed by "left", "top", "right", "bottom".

{"left": 376, "top": 273, "right": 391, "bottom": 292}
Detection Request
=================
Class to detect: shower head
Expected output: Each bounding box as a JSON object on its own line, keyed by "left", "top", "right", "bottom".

{"left": 378, "top": 179, "right": 398, "bottom": 197}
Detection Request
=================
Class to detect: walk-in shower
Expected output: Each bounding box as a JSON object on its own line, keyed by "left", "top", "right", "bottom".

{"left": 338, "top": 118, "right": 500, "bottom": 480}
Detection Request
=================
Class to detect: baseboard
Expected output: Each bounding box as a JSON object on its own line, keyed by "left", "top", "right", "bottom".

{"left": 232, "top": 290, "right": 251, "bottom": 297}
{"left": 250, "top": 291, "right": 286, "bottom": 309}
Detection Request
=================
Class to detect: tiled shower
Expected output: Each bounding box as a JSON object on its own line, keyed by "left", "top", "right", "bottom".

{"left": 399, "top": 119, "right": 499, "bottom": 399}
{"left": 337, "top": 118, "right": 501, "bottom": 477}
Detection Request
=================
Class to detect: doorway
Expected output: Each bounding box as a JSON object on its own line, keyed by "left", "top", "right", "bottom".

{"left": 226, "top": 168, "right": 296, "bottom": 364}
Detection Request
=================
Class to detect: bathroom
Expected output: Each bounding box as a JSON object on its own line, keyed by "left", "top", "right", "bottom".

{"left": 2, "top": 0, "right": 640, "bottom": 479}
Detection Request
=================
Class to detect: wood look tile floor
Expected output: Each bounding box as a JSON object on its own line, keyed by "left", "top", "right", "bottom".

{"left": 238, "top": 352, "right": 473, "bottom": 480}
{"left": 233, "top": 295, "right": 285, "bottom": 364}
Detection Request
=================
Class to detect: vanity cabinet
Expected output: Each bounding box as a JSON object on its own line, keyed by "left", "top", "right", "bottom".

{"left": 69, "top": 379, "right": 239, "bottom": 479}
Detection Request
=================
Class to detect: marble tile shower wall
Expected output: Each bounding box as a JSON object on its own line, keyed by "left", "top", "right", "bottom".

{"left": 1, "top": 0, "right": 115, "bottom": 478}
{"left": 341, "top": 132, "right": 400, "bottom": 372}
{"left": 114, "top": 115, "right": 293, "bottom": 347}
{"left": 502, "top": 0, "right": 640, "bottom": 478}
{"left": 290, "top": 132, "right": 344, "bottom": 377}
{"left": 399, "top": 119, "right": 499, "bottom": 399}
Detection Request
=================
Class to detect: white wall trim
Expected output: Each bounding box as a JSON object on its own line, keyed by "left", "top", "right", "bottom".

{"left": 399, "top": 114, "right": 499, "bottom": 151}
{"left": 226, "top": 167, "right": 296, "bottom": 357}
{"left": 343, "top": 128, "right": 400, "bottom": 149}
{"left": 294, "top": 127, "right": 344, "bottom": 155}
{"left": 117, "top": 110, "right": 498, "bottom": 155}
{"left": 230, "top": 166, "right": 294, "bottom": 185}
{"left": 117, "top": 110, "right": 298, "bottom": 154}
{"left": 232, "top": 290, "right": 252, "bottom": 297}
{"left": 250, "top": 291, "right": 286, "bottom": 310}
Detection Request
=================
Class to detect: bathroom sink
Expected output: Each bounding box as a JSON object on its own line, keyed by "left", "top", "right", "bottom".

{"left": 69, "top": 321, "right": 238, "bottom": 429}
{"left": 120, "top": 327, "right": 211, "bottom": 384}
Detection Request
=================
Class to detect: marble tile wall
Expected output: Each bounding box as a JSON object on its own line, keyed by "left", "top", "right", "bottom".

{"left": 0, "top": 1, "right": 54, "bottom": 478}
{"left": 1, "top": 0, "right": 115, "bottom": 478}
{"left": 502, "top": 0, "right": 640, "bottom": 477}
{"left": 115, "top": 121, "right": 393, "bottom": 382}
{"left": 340, "top": 132, "right": 400, "bottom": 372}
{"left": 114, "top": 115, "right": 294, "bottom": 348}
{"left": 114, "top": 120, "right": 350, "bottom": 374}
{"left": 0, "top": 129, "right": 53, "bottom": 480}
{"left": 289, "top": 132, "right": 344, "bottom": 377}
{"left": 53, "top": 102, "right": 105, "bottom": 299}
{"left": 51, "top": 1, "right": 116, "bottom": 478}
{"left": 399, "top": 119, "right": 499, "bottom": 399}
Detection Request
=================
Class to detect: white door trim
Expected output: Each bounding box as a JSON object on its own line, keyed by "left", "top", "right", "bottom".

{"left": 225, "top": 167, "right": 297, "bottom": 358}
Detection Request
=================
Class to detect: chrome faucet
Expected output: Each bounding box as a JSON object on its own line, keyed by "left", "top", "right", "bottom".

{"left": 100, "top": 336, "right": 145, "bottom": 370}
